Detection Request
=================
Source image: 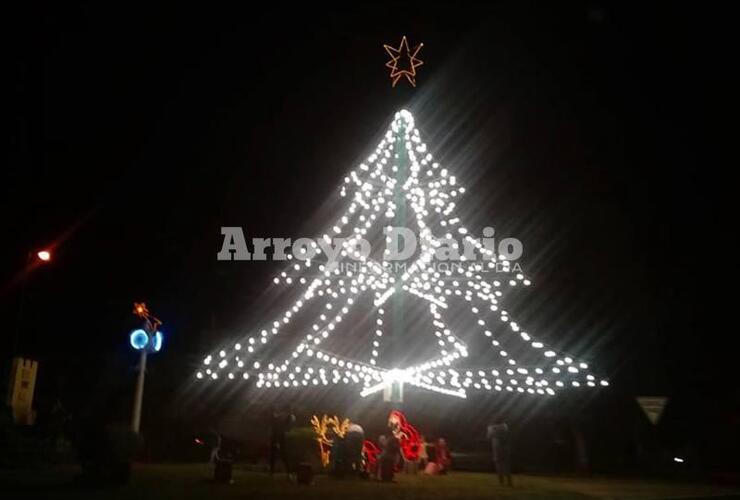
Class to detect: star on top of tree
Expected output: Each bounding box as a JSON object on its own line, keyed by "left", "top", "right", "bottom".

{"left": 384, "top": 36, "right": 424, "bottom": 87}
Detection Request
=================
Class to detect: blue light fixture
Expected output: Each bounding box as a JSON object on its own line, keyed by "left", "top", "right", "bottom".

{"left": 129, "top": 329, "right": 165, "bottom": 352}
{"left": 130, "top": 329, "right": 149, "bottom": 350}
{"left": 151, "top": 331, "right": 164, "bottom": 352}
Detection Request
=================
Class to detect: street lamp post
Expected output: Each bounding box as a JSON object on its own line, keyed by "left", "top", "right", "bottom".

{"left": 129, "top": 302, "right": 164, "bottom": 434}
{"left": 12, "top": 249, "right": 53, "bottom": 357}
{"left": 131, "top": 347, "right": 148, "bottom": 435}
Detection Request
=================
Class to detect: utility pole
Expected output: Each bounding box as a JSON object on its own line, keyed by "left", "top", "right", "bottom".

{"left": 129, "top": 302, "right": 164, "bottom": 434}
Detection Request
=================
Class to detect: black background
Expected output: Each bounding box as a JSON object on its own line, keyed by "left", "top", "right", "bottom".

{"left": 4, "top": 2, "right": 738, "bottom": 469}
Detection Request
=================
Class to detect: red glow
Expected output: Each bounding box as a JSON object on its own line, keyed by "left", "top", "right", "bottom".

{"left": 362, "top": 439, "right": 380, "bottom": 472}
{"left": 388, "top": 410, "right": 422, "bottom": 461}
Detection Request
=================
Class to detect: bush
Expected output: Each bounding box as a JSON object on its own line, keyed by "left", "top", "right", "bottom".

{"left": 77, "top": 422, "right": 139, "bottom": 485}
{"left": 0, "top": 404, "right": 53, "bottom": 469}
{"left": 285, "top": 426, "right": 321, "bottom": 473}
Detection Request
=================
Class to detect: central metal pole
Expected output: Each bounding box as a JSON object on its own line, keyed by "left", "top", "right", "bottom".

{"left": 390, "top": 119, "right": 409, "bottom": 375}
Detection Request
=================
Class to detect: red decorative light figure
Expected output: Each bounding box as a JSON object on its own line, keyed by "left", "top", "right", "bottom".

{"left": 388, "top": 410, "right": 422, "bottom": 461}
{"left": 362, "top": 440, "right": 381, "bottom": 473}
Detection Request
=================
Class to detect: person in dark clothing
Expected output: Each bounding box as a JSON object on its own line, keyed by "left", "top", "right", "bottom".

{"left": 487, "top": 417, "right": 513, "bottom": 486}
{"left": 378, "top": 434, "right": 401, "bottom": 481}
{"left": 207, "top": 428, "right": 222, "bottom": 464}
{"left": 345, "top": 423, "right": 365, "bottom": 475}
{"left": 269, "top": 406, "right": 295, "bottom": 476}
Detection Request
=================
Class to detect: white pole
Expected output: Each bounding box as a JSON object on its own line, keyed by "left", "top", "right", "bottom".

{"left": 131, "top": 348, "right": 148, "bottom": 433}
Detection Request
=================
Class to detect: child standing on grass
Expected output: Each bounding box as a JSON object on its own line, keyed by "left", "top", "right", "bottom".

{"left": 487, "top": 417, "right": 513, "bottom": 487}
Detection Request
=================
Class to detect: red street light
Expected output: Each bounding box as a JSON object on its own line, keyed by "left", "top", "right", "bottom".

{"left": 36, "top": 250, "right": 51, "bottom": 262}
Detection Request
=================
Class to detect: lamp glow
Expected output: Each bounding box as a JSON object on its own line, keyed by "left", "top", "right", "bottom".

{"left": 152, "top": 331, "right": 164, "bottom": 352}
{"left": 129, "top": 329, "right": 149, "bottom": 350}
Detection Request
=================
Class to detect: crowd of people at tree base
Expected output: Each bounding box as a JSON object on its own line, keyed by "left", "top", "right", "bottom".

{"left": 228, "top": 406, "right": 516, "bottom": 487}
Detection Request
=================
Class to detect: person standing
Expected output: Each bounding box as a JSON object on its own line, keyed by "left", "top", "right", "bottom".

{"left": 269, "top": 406, "right": 295, "bottom": 477}
{"left": 435, "top": 438, "right": 451, "bottom": 473}
{"left": 346, "top": 422, "right": 365, "bottom": 475}
{"left": 208, "top": 428, "right": 222, "bottom": 464}
{"left": 418, "top": 435, "right": 429, "bottom": 469}
{"left": 487, "top": 417, "right": 513, "bottom": 487}
{"left": 422, "top": 437, "right": 451, "bottom": 475}
{"left": 378, "top": 434, "right": 400, "bottom": 481}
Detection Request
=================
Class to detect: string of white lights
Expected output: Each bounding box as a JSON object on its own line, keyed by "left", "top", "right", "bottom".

{"left": 196, "top": 110, "right": 609, "bottom": 396}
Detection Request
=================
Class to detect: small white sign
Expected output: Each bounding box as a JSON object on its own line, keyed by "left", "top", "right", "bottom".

{"left": 637, "top": 396, "right": 668, "bottom": 425}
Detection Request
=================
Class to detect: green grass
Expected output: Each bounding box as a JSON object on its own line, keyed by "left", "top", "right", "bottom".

{"left": 1, "top": 464, "right": 738, "bottom": 500}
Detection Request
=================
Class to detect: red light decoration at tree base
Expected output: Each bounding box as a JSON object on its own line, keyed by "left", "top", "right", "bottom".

{"left": 362, "top": 440, "right": 380, "bottom": 473}
{"left": 308, "top": 411, "right": 420, "bottom": 474}
{"left": 388, "top": 410, "right": 422, "bottom": 461}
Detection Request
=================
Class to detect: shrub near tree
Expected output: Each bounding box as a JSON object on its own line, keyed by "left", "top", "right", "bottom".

{"left": 285, "top": 426, "right": 322, "bottom": 475}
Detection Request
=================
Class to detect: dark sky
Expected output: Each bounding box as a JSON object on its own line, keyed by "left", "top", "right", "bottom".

{"left": 4, "top": 3, "right": 736, "bottom": 417}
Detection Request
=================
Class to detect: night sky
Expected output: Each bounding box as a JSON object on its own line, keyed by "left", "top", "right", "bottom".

{"left": 4, "top": 3, "right": 737, "bottom": 432}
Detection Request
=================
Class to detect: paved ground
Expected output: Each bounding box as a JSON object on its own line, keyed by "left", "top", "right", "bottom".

{"left": 1, "top": 464, "right": 738, "bottom": 500}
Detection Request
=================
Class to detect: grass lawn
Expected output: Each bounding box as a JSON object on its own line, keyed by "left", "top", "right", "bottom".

{"left": 1, "top": 464, "right": 738, "bottom": 500}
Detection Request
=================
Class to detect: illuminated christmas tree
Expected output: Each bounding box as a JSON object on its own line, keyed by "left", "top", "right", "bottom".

{"left": 197, "top": 110, "right": 608, "bottom": 399}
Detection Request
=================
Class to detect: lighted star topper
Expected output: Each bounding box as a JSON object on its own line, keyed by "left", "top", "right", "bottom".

{"left": 384, "top": 36, "right": 424, "bottom": 87}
